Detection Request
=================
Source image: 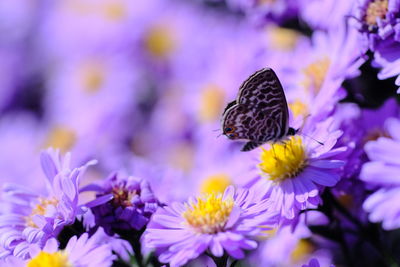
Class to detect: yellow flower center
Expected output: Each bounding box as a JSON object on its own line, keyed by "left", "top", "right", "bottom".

{"left": 145, "top": 25, "right": 175, "bottom": 58}
{"left": 290, "top": 239, "right": 315, "bottom": 263}
{"left": 200, "top": 174, "right": 231, "bottom": 194}
{"left": 182, "top": 193, "right": 234, "bottom": 234}
{"left": 199, "top": 85, "right": 225, "bottom": 123}
{"left": 288, "top": 99, "right": 309, "bottom": 118}
{"left": 27, "top": 251, "right": 71, "bottom": 267}
{"left": 45, "top": 126, "right": 76, "bottom": 153}
{"left": 79, "top": 62, "right": 105, "bottom": 93}
{"left": 365, "top": 0, "right": 388, "bottom": 26}
{"left": 26, "top": 198, "right": 59, "bottom": 228}
{"left": 111, "top": 186, "right": 137, "bottom": 208}
{"left": 269, "top": 26, "right": 299, "bottom": 51}
{"left": 302, "top": 57, "right": 331, "bottom": 95}
{"left": 258, "top": 136, "right": 307, "bottom": 182}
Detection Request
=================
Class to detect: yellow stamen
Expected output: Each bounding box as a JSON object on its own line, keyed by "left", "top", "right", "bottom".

{"left": 145, "top": 25, "right": 175, "bottom": 58}
{"left": 365, "top": 0, "right": 388, "bottom": 26}
{"left": 45, "top": 126, "right": 76, "bottom": 153}
{"left": 26, "top": 198, "right": 59, "bottom": 228}
{"left": 199, "top": 85, "right": 225, "bottom": 122}
{"left": 259, "top": 136, "right": 307, "bottom": 182}
{"left": 290, "top": 239, "right": 315, "bottom": 263}
{"left": 302, "top": 57, "right": 331, "bottom": 95}
{"left": 200, "top": 174, "right": 231, "bottom": 194}
{"left": 182, "top": 193, "right": 234, "bottom": 234}
{"left": 27, "top": 251, "right": 71, "bottom": 267}
{"left": 111, "top": 186, "right": 137, "bottom": 208}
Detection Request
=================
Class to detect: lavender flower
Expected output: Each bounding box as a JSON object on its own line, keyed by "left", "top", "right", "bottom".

{"left": 246, "top": 117, "right": 346, "bottom": 224}
{"left": 2, "top": 228, "right": 116, "bottom": 267}
{"left": 83, "top": 173, "right": 158, "bottom": 235}
{"left": 360, "top": 117, "right": 400, "bottom": 229}
{"left": 0, "top": 148, "right": 94, "bottom": 260}
{"left": 353, "top": 0, "right": 400, "bottom": 91}
{"left": 144, "top": 186, "right": 278, "bottom": 267}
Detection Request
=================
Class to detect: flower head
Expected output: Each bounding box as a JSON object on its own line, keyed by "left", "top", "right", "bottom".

{"left": 247, "top": 118, "right": 346, "bottom": 223}
{"left": 360, "top": 117, "right": 400, "bottom": 229}
{"left": 144, "top": 186, "right": 278, "bottom": 267}
{"left": 0, "top": 148, "right": 94, "bottom": 260}
{"left": 83, "top": 173, "right": 158, "bottom": 235}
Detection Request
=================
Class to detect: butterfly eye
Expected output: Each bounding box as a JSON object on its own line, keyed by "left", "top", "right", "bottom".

{"left": 224, "top": 126, "right": 235, "bottom": 133}
{"left": 228, "top": 133, "right": 238, "bottom": 139}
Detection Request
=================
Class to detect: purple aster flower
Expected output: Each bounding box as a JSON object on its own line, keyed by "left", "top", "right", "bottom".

{"left": 360, "top": 117, "right": 400, "bottom": 230}
{"left": 1, "top": 228, "right": 116, "bottom": 267}
{"left": 245, "top": 117, "right": 346, "bottom": 224}
{"left": 82, "top": 173, "right": 158, "bottom": 235}
{"left": 143, "top": 186, "right": 278, "bottom": 267}
{"left": 0, "top": 148, "right": 94, "bottom": 260}
{"left": 353, "top": 0, "right": 400, "bottom": 91}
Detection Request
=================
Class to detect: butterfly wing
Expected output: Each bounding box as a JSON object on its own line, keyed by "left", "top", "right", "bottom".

{"left": 237, "top": 68, "right": 290, "bottom": 141}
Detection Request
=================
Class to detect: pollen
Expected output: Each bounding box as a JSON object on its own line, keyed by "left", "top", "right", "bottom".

{"left": 26, "top": 197, "right": 59, "bottom": 228}
{"left": 102, "top": 2, "right": 126, "bottom": 21}
{"left": 365, "top": 0, "right": 388, "bottom": 27}
{"left": 259, "top": 136, "right": 308, "bottom": 182}
{"left": 182, "top": 193, "right": 234, "bottom": 234}
{"left": 199, "top": 85, "right": 225, "bottom": 122}
{"left": 111, "top": 186, "right": 137, "bottom": 208}
{"left": 302, "top": 57, "right": 331, "bottom": 95}
{"left": 200, "top": 173, "right": 231, "bottom": 194}
{"left": 145, "top": 25, "right": 175, "bottom": 58}
{"left": 27, "top": 251, "right": 71, "bottom": 267}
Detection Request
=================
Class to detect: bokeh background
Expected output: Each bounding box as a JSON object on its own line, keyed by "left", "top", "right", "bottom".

{"left": 1, "top": 0, "right": 400, "bottom": 265}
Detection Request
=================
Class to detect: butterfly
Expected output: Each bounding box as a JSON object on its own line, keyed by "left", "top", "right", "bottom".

{"left": 221, "top": 68, "right": 297, "bottom": 151}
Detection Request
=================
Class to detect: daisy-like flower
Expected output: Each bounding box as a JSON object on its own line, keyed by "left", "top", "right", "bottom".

{"left": 353, "top": 0, "right": 400, "bottom": 91}
{"left": 2, "top": 228, "right": 116, "bottom": 267}
{"left": 0, "top": 148, "right": 95, "bottom": 260}
{"left": 360, "top": 117, "right": 400, "bottom": 230}
{"left": 82, "top": 173, "right": 158, "bottom": 235}
{"left": 143, "top": 186, "right": 278, "bottom": 267}
{"left": 246, "top": 117, "right": 346, "bottom": 223}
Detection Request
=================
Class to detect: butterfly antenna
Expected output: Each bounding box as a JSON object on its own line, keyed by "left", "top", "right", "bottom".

{"left": 216, "top": 133, "right": 223, "bottom": 138}
{"left": 212, "top": 128, "right": 221, "bottom": 132}
{"left": 300, "top": 132, "right": 324, "bottom": 146}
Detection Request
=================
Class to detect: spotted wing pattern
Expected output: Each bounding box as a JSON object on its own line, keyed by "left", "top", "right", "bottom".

{"left": 221, "top": 68, "right": 290, "bottom": 150}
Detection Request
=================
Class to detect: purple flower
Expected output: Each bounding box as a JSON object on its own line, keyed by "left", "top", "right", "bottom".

{"left": 353, "top": 0, "right": 400, "bottom": 91}
{"left": 0, "top": 148, "right": 94, "bottom": 260}
{"left": 83, "top": 173, "right": 158, "bottom": 235}
{"left": 245, "top": 117, "right": 346, "bottom": 224}
{"left": 360, "top": 117, "right": 400, "bottom": 229}
{"left": 1, "top": 228, "right": 116, "bottom": 267}
{"left": 143, "top": 186, "right": 278, "bottom": 267}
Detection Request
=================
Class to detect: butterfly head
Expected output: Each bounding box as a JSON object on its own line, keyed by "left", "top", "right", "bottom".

{"left": 223, "top": 126, "right": 239, "bottom": 139}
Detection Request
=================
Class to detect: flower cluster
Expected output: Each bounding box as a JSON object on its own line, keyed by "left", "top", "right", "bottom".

{"left": 1, "top": 0, "right": 400, "bottom": 266}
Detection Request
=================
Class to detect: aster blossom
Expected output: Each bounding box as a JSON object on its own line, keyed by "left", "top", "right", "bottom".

{"left": 2, "top": 228, "right": 116, "bottom": 267}
{"left": 246, "top": 117, "right": 346, "bottom": 224}
{"left": 144, "top": 186, "right": 278, "bottom": 267}
{"left": 0, "top": 148, "right": 95, "bottom": 260}
{"left": 82, "top": 173, "right": 158, "bottom": 235}
{"left": 360, "top": 117, "right": 400, "bottom": 230}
